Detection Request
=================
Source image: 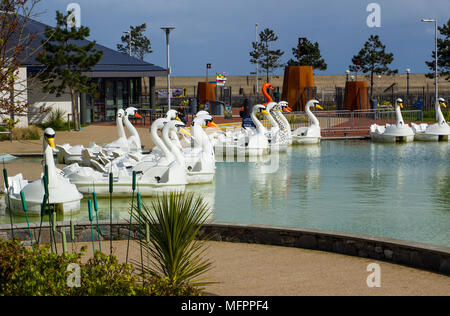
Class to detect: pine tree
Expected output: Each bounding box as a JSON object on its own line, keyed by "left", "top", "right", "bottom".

{"left": 349, "top": 35, "right": 397, "bottom": 100}
{"left": 425, "top": 19, "right": 450, "bottom": 82}
{"left": 36, "top": 10, "right": 103, "bottom": 131}
{"left": 250, "top": 28, "right": 284, "bottom": 82}
{"left": 117, "top": 23, "right": 152, "bottom": 61}
{"left": 287, "top": 38, "right": 327, "bottom": 71}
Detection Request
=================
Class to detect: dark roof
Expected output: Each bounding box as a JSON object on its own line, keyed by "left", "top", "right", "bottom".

{"left": 18, "top": 17, "right": 166, "bottom": 77}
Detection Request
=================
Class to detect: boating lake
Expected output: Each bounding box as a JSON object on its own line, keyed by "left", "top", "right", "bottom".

{"left": 1, "top": 140, "right": 449, "bottom": 247}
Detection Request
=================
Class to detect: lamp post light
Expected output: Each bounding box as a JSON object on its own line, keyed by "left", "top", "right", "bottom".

{"left": 206, "top": 63, "right": 211, "bottom": 84}
{"left": 405, "top": 68, "right": 411, "bottom": 105}
{"left": 345, "top": 69, "right": 350, "bottom": 82}
{"left": 161, "top": 27, "right": 175, "bottom": 110}
{"left": 421, "top": 18, "right": 438, "bottom": 114}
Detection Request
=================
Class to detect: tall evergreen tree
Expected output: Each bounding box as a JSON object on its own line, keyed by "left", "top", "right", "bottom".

{"left": 287, "top": 38, "right": 327, "bottom": 71}
{"left": 425, "top": 19, "right": 450, "bottom": 82}
{"left": 117, "top": 23, "right": 152, "bottom": 61}
{"left": 36, "top": 10, "right": 103, "bottom": 131}
{"left": 349, "top": 35, "right": 397, "bottom": 100}
{"left": 250, "top": 28, "right": 284, "bottom": 83}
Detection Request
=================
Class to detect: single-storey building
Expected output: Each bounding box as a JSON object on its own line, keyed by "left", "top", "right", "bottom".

{"left": 6, "top": 17, "right": 167, "bottom": 127}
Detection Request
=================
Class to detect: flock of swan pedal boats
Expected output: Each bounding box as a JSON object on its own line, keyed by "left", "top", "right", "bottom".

{"left": 3, "top": 93, "right": 449, "bottom": 215}
{"left": 370, "top": 97, "right": 450, "bottom": 143}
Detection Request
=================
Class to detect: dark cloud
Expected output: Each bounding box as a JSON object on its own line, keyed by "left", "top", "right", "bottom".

{"left": 35, "top": 0, "right": 449, "bottom": 75}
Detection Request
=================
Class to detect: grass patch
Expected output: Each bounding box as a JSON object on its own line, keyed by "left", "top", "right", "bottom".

{"left": 0, "top": 125, "right": 42, "bottom": 141}
{"left": 421, "top": 109, "right": 450, "bottom": 122}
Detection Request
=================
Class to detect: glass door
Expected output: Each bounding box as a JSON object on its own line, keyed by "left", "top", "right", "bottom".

{"left": 117, "top": 80, "right": 124, "bottom": 109}
{"left": 85, "top": 78, "right": 104, "bottom": 123}
{"left": 105, "top": 79, "right": 116, "bottom": 121}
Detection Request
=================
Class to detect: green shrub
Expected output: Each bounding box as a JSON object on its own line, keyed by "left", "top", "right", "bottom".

{"left": 0, "top": 240, "right": 200, "bottom": 296}
{"left": 40, "top": 108, "right": 70, "bottom": 131}
{"left": 0, "top": 240, "right": 80, "bottom": 296}
{"left": 131, "top": 192, "right": 214, "bottom": 289}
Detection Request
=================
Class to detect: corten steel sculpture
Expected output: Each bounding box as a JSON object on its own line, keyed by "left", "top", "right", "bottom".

{"left": 344, "top": 81, "right": 369, "bottom": 111}
{"left": 282, "top": 65, "right": 315, "bottom": 111}
{"left": 197, "top": 82, "right": 217, "bottom": 104}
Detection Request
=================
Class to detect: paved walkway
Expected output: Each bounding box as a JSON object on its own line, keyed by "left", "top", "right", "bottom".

{"left": 0, "top": 125, "right": 155, "bottom": 155}
{"left": 64, "top": 240, "right": 450, "bottom": 296}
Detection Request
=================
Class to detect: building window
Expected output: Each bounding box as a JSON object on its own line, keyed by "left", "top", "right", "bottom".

{"left": 84, "top": 77, "right": 142, "bottom": 122}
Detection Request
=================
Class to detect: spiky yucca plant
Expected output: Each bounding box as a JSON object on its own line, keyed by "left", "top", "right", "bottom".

{"left": 130, "top": 192, "right": 213, "bottom": 288}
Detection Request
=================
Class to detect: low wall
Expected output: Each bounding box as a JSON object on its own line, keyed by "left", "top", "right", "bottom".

{"left": 0, "top": 221, "right": 449, "bottom": 275}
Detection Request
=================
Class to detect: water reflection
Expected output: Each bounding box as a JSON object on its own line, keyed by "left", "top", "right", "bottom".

{"left": 432, "top": 173, "right": 450, "bottom": 211}
{"left": 0, "top": 182, "right": 217, "bottom": 224}
{"left": 249, "top": 149, "right": 291, "bottom": 210}
{"left": 429, "top": 142, "right": 450, "bottom": 213}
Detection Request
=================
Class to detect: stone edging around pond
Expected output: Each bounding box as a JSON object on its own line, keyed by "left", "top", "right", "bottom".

{"left": 0, "top": 221, "right": 449, "bottom": 276}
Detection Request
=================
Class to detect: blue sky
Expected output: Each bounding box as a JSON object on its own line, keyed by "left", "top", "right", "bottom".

{"left": 34, "top": 0, "right": 449, "bottom": 76}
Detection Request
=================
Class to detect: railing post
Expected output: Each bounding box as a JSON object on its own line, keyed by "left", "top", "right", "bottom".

{"left": 351, "top": 111, "right": 354, "bottom": 131}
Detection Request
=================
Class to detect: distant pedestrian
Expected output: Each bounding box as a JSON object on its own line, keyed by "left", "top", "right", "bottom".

{"left": 240, "top": 98, "right": 254, "bottom": 129}
{"left": 177, "top": 102, "right": 188, "bottom": 124}
{"left": 240, "top": 98, "right": 251, "bottom": 118}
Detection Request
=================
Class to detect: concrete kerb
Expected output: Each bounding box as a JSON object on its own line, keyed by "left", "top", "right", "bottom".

{"left": 0, "top": 221, "right": 449, "bottom": 276}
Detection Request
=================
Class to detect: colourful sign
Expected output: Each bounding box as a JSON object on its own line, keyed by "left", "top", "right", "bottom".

{"left": 157, "top": 88, "right": 188, "bottom": 98}
{"left": 224, "top": 103, "right": 232, "bottom": 119}
{"left": 216, "top": 73, "right": 227, "bottom": 86}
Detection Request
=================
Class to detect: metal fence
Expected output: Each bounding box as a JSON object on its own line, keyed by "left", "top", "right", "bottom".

{"left": 147, "top": 85, "right": 450, "bottom": 112}
{"left": 129, "top": 108, "right": 166, "bottom": 126}
{"left": 129, "top": 107, "right": 423, "bottom": 137}
{"left": 261, "top": 109, "right": 423, "bottom": 137}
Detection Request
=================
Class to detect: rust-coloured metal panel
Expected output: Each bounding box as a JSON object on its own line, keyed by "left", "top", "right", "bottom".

{"left": 344, "top": 81, "right": 369, "bottom": 110}
{"left": 281, "top": 66, "right": 315, "bottom": 111}
{"left": 197, "top": 82, "right": 217, "bottom": 104}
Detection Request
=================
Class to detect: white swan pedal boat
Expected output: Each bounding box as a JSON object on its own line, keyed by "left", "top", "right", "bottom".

{"left": 370, "top": 98, "right": 414, "bottom": 143}
{"left": 6, "top": 128, "right": 83, "bottom": 215}
{"left": 412, "top": 98, "right": 449, "bottom": 142}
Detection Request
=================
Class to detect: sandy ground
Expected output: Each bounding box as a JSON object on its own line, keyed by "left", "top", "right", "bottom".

{"left": 59, "top": 240, "right": 450, "bottom": 296}
{"left": 0, "top": 125, "right": 155, "bottom": 155}
{"left": 0, "top": 125, "right": 155, "bottom": 185}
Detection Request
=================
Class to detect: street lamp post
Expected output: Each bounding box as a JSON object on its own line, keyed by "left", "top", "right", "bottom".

{"left": 421, "top": 18, "right": 438, "bottom": 116}
{"left": 206, "top": 63, "right": 211, "bottom": 84}
{"left": 161, "top": 27, "right": 175, "bottom": 110}
{"left": 345, "top": 69, "right": 350, "bottom": 82}
{"left": 255, "top": 23, "right": 259, "bottom": 97}
{"left": 405, "top": 68, "right": 411, "bottom": 105}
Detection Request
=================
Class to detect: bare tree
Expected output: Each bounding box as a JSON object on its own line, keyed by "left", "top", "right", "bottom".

{"left": 0, "top": 0, "right": 46, "bottom": 127}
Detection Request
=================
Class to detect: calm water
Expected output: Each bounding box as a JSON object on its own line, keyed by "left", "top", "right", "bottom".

{"left": 1, "top": 140, "right": 449, "bottom": 247}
